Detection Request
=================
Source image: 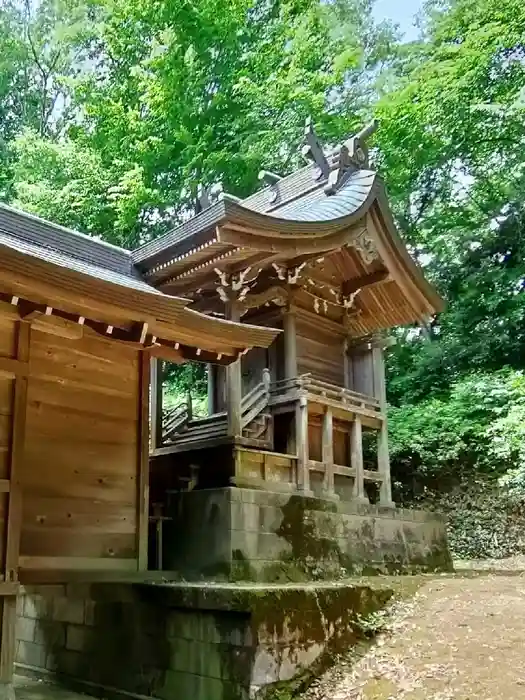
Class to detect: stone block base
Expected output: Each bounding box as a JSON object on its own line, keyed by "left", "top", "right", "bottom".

{"left": 163, "top": 487, "right": 452, "bottom": 581}
{"left": 15, "top": 580, "right": 394, "bottom": 700}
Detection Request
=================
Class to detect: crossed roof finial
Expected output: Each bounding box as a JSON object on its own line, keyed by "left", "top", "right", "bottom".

{"left": 325, "top": 119, "right": 378, "bottom": 196}
{"left": 301, "top": 117, "right": 330, "bottom": 180}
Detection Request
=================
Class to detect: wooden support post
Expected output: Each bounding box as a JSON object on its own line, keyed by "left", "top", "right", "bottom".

{"left": 207, "top": 363, "right": 216, "bottom": 415}
{"left": 137, "top": 352, "right": 150, "bottom": 571}
{"left": 226, "top": 303, "right": 242, "bottom": 437}
{"left": 343, "top": 338, "right": 352, "bottom": 390}
{"left": 322, "top": 407, "right": 336, "bottom": 498}
{"left": 283, "top": 310, "right": 298, "bottom": 379}
{"left": 295, "top": 396, "right": 311, "bottom": 493}
{"left": 150, "top": 357, "right": 163, "bottom": 450}
{"left": 0, "top": 321, "right": 30, "bottom": 694}
{"left": 351, "top": 416, "right": 368, "bottom": 503}
{"left": 372, "top": 346, "right": 394, "bottom": 507}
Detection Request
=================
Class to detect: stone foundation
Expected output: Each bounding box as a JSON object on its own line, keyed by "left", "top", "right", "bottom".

{"left": 15, "top": 580, "right": 394, "bottom": 700}
{"left": 164, "top": 488, "right": 452, "bottom": 581}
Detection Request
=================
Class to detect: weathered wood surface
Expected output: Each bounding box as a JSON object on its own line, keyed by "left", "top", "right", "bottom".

{"left": 22, "top": 327, "right": 141, "bottom": 572}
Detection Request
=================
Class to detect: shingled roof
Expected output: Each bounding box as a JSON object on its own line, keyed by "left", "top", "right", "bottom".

{"left": 128, "top": 120, "right": 443, "bottom": 334}
{"left": 0, "top": 204, "right": 280, "bottom": 362}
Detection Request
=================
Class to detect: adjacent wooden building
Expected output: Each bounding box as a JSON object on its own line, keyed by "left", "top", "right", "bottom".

{"left": 139, "top": 122, "right": 443, "bottom": 510}
{"left": 0, "top": 204, "right": 279, "bottom": 696}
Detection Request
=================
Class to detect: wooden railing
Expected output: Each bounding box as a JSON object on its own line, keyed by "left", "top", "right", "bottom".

{"left": 300, "top": 374, "right": 382, "bottom": 418}
{"left": 269, "top": 374, "right": 382, "bottom": 419}
{"left": 240, "top": 368, "right": 271, "bottom": 429}
{"left": 162, "top": 395, "right": 192, "bottom": 443}
{"left": 160, "top": 369, "right": 272, "bottom": 447}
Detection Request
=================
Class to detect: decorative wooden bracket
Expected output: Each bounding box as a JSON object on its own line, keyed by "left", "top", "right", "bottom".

{"left": 272, "top": 262, "right": 307, "bottom": 285}
{"left": 348, "top": 230, "right": 380, "bottom": 266}
{"left": 215, "top": 266, "right": 261, "bottom": 304}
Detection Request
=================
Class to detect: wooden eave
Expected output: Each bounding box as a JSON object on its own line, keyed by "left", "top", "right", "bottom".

{"left": 0, "top": 241, "right": 280, "bottom": 363}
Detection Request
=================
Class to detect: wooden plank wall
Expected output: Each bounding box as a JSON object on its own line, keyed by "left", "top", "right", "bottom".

{"left": 295, "top": 316, "right": 344, "bottom": 386}
{"left": 20, "top": 328, "right": 142, "bottom": 574}
{"left": 308, "top": 416, "right": 349, "bottom": 467}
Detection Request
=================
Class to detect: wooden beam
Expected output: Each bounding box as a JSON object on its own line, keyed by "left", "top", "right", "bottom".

{"left": 219, "top": 225, "right": 359, "bottom": 255}
{"left": 0, "top": 357, "right": 29, "bottom": 380}
{"left": 17, "top": 299, "right": 44, "bottom": 321}
{"left": 322, "top": 407, "right": 335, "bottom": 497}
{"left": 295, "top": 397, "right": 310, "bottom": 493}
{"left": 0, "top": 322, "right": 30, "bottom": 687}
{"left": 342, "top": 269, "right": 390, "bottom": 297}
{"left": 137, "top": 352, "right": 151, "bottom": 570}
{"left": 226, "top": 303, "right": 242, "bottom": 437}
{"left": 207, "top": 364, "right": 216, "bottom": 415}
{"left": 283, "top": 310, "right": 298, "bottom": 380}
{"left": 372, "top": 346, "right": 394, "bottom": 507}
{"left": 0, "top": 584, "right": 19, "bottom": 598}
{"left": 150, "top": 358, "right": 163, "bottom": 450}
{"left": 149, "top": 344, "right": 184, "bottom": 364}
{"left": 31, "top": 314, "right": 84, "bottom": 340}
{"left": 18, "top": 556, "right": 138, "bottom": 572}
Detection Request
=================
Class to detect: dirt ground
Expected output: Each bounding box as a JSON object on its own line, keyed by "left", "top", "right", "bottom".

{"left": 15, "top": 569, "right": 525, "bottom": 700}
{"left": 303, "top": 574, "right": 525, "bottom": 700}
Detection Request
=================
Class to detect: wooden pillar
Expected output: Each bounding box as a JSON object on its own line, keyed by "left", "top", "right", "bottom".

{"left": 137, "top": 352, "right": 150, "bottom": 571}
{"left": 322, "top": 407, "right": 336, "bottom": 497}
{"left": 351, "top": 416, "right": 368, "bottom": 503}
{"left": 343, "top": 338, "right": 352, "bottom": 389}
{"left": 372, "top": 346, "right": 394, "bottom": 507}
{"left": 283, "top": 310, "right": 298, "bottom": 379}
{"left": 295, "top": 396, "right": 310, "bottom": 493}
{"left": 0, "top": 321, "right": 30, "bottom": 695}
{"left": 149, "top": 357, "right": 163, "bottom": 450}
{"left": 226, "top": 303, "right": 242, "bottom": 437}
{"left": 207, "top": 363, "right": 216, "bottom": 415}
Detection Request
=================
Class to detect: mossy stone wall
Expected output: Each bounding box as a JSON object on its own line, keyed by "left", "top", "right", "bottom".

{"left": 164, "top": 488, "right": 452, "bottom": 582}
{"left": 15, "top": 580, "right": 394, "bottom": 700}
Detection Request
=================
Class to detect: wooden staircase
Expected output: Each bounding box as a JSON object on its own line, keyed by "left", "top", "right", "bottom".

{"left": 162, "top": 369, "right": 272, "bottom": 449}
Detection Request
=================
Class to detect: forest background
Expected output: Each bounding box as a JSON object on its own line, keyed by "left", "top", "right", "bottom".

{"left": 1, "top": 0, "right": 524, "bottom": 559}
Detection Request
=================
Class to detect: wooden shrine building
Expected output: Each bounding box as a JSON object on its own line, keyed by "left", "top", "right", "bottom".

{"left": 139, "top": 122, "right": 443, "bottom": 520}
{"left": 0, "top": 204, "right": 279, "bottom": 697}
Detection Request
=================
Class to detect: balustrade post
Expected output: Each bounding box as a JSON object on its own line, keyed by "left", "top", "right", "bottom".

{"left": 351, "top": 416, "right": 368, "bottom": 503}
{"left": 262, "top": 367, "right": 271, "bottom": 396}
{"left": 322, "top": 407, "right": 336, "bottom": 498}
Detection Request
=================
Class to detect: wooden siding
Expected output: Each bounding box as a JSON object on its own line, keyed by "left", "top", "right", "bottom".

{"left": 296, "top": 315, "right": 344, "bottom": 386}
{"left": 19, "top": 326, "right": 143, "bottom": 573}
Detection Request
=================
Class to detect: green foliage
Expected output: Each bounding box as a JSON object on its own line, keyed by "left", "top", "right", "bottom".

{"left": 389, "top": 370, "right": 525, "bottom": 498}
{"left": 422, "top": 481, "right": 525, "bottom": 560}
{"left": 11, "top": 128, "right": 158, "bottom": 246}
{"left": 378, "top": 0, "right": 525, "bottom": 402}
{"left": 71, "top": 0, "right": 395, "bottom": 240}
